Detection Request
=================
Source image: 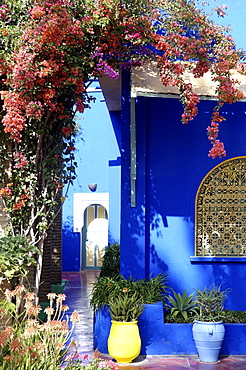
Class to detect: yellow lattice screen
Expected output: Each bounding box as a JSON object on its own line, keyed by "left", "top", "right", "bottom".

{"left": 196, "top": 157, "right": 246, "bottom": 257}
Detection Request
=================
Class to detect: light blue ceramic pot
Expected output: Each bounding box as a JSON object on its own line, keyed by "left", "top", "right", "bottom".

{"left": 192, "top": 320, "right": 225, "bottom": 362}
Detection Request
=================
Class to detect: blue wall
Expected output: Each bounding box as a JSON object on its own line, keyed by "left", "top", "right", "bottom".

{"left": 120, "top": 70, "right": 246, "bottom": 310}
{"left": 62, "top": 0, "right": 246, "bottom": 279}
{"left": 62, "top": 83, "right": 121, "bottom": 271}
{"left": 94, "top": 305, "right": 246, "bottom": 355}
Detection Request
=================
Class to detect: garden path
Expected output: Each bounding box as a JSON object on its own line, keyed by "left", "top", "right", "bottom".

{"left": 62, "top": 271, "right": 246, "bottom": 369}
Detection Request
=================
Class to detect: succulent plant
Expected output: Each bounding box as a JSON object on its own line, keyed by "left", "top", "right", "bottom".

{"left": 108, "top": 290, "right": 144, "bottom": 322}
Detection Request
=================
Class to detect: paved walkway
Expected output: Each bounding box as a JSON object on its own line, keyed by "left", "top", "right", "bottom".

{"left": 62, "top": 271, "right": 246, "bottom": 369}
{"left": 62, "top": 270, "right": 99, "bottom": 356}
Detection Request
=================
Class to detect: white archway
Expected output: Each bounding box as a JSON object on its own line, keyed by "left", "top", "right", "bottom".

{"left": 73, "top": 193, "right": 109, "bottom": 269}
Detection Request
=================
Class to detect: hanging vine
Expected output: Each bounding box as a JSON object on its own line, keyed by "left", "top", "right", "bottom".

{"left": 0, "top": 0, "right": 244, "bottom": 290}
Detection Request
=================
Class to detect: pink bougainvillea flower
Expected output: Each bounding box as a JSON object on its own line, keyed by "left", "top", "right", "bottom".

{"left": 13, "top": 152, "right": 28, "bottom": 169}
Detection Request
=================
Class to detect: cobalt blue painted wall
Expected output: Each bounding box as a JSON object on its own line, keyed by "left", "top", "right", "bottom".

{"left": 120, "top": 70, "right": 246, "bottom": 310}
{"left": 62, "top": 0, "right": 246, "bottom": 275}
{"left": 62, "top": 83, "right": 121, "bottom": 271}
{"left": 94, "top": 305, "right": 246, "bottom": 355}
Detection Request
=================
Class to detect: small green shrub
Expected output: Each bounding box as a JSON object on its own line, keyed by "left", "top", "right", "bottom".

{"left": 194, "top": 285, "right": 230, "bottom": 322}
{"left": 165, "top": 309, "right": 246, "bottom": 324}
{"left": 165, "top": 285, "right": 234, "bottom": 323}
{"left": 95, "top": 244, "right": 169, "bottom": 310}
{"left": 0, "top": 235, "right": 39, "bottom": 281}
{"left": 222, "top": 310, "right": 246, "bottom": 323}
{"left": 165, "top": 290, "right": 197, "bottom": 321}
{"left": 108, "top": 291, "right": 144, "bottom": 322}
{"left": 99, "top": 243, "right": 120, "bottom": 278}
{"left": 90, "top": 273, "right": 169, "bottom": 309}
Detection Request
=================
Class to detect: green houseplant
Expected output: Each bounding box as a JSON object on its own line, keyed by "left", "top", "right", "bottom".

{"left": 193, "top": 285, "right": 230, "bottom": 322}
{"left": 192, "top": 285, "right": 230, "bottom": 363}
{"left": 108, "top": 290, "right": 144, "bottom": 322}
{"left": 90, "top": 273, "right": 169, "bottom": 309}
{"left": 165, "top": 290, "right": 197, "bottom": 322}
{"left": 91, "top": 272, "right": 168, "bottom": 362}
{"left": 107, "top": 289, "right": 144, "bottom": 363}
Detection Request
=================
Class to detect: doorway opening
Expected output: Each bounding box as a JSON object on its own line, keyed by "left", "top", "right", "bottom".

{"left": 81, "top": 204, "right": 108, "bottom": 269}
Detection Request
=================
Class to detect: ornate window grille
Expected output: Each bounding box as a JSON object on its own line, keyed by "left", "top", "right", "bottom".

{"left": 195, "top": 157, "right": 246, "bottom": 257}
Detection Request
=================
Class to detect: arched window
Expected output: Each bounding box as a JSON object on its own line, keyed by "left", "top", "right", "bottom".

{"left": 195, "top": 157, "right": 246, "bottom": 257}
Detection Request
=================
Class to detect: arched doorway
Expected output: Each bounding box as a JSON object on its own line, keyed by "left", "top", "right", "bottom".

{"left": 82, "top": 204, "right": 108, "bottom": 269}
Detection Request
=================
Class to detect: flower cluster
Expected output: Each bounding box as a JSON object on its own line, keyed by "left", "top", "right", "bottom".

{"left": 0, "top": 285, "right": 118, "bottom": 369}
{"left": 13, "top": 152, "right": 28, "bottom": 169}
{"left": 0, "top": 287, "right": 80, "bottom": 370}
{"left": 214, "top": 4, "right": 228, "bottom": 18}
{"left": 96, "top": 59, "right": 120, "bottom": 80}
{"left": 62, "top": 127, "right": 73, "bottom": 136}
{"left": 180, "top": 83, "right": 200, "bottom": 124}
{"left": 0, "top": 4, "right": 10, "bottom": 19}
{"left": 63, "top": 350, "right": 119, "bottom": 370}
{"left": 0, "top": 187, "right": 12, "bottom": 197}
{"left": 209, "top": 140, "right": 226, "bottom": 159}
{"left": 12, "top": 190, "right": 30, "bottom": 210}
{"left": 207, "top": 110, "right": 228, "bottom": 158}
{"left": 1, "top": 2, "right": 87, "bottom": 141}
{"left": 0, "top": 0, "right": 243, "bottom": 298}
{"left": 155, "top": 0, "right": 244, "bottom": 156}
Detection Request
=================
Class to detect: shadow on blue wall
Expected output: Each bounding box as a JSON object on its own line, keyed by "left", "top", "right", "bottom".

{"left": 109, "top": 111, "right": 122, "bottom": 150}
{"left": 62, "top": 216, "right": 80, "bottom": 271}
{"left": 120, "top": 83, "right": 246, "bottom": 309}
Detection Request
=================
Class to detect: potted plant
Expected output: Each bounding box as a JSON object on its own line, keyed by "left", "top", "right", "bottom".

{"left": 165, "top": 290, "right": 197, "bottom": 322}
{"left": 192, "top": 285, "right": 230, "bottom": 363}
{"left": 90, "top": 273, "right": 168, "bottom": 309}
{"left": 90, "top": 244, "right": 168, "bottom": 309}
{"left": 107, "top": 289, "right": 144, "bottom": 363}
{"left": 90, "top": 245, "right": 169, "bottom": 356}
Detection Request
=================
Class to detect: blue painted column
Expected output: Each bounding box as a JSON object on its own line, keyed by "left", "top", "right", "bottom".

{"left": 120, "top": 71, "right": 150, "bottom": 279}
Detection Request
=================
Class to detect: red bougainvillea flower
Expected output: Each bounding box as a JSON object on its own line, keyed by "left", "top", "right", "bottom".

{"left": 208, "top": 140, "right": 226, "bottom": 159}
{"left": 0, "top": 1, "right": 244, "bottom": 300}
{"left": 62, "top": 127, "right": 73, "bottom": 136}
{"left": 0, "top": 187, "right": 12, "bottom": 197}
{"left": 12, "top": 191, "right": 30, "bottom": 210}
{"left": 30, "top": 5, "right": 46, "bottom": 19}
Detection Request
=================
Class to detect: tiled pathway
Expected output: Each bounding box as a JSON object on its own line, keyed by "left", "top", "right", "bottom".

{"left": 62, "top": 271, "right": 246, "bottom": 369}
{"left": 62, "top": 270, "right": 99, "bottom": 356}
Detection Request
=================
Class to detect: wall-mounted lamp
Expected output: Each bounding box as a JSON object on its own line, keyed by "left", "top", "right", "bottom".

{"left": 88, "top": 183, "right": 97, "bottom": 192}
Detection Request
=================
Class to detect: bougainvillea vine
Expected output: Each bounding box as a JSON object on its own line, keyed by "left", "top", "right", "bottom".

{"left": 0, "top": 0, "right": 244, "bottom": 292}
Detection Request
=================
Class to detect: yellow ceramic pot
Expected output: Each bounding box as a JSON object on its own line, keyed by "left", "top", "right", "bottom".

{"left": 108, "top": 320, "right": 141, "bottom": 363}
